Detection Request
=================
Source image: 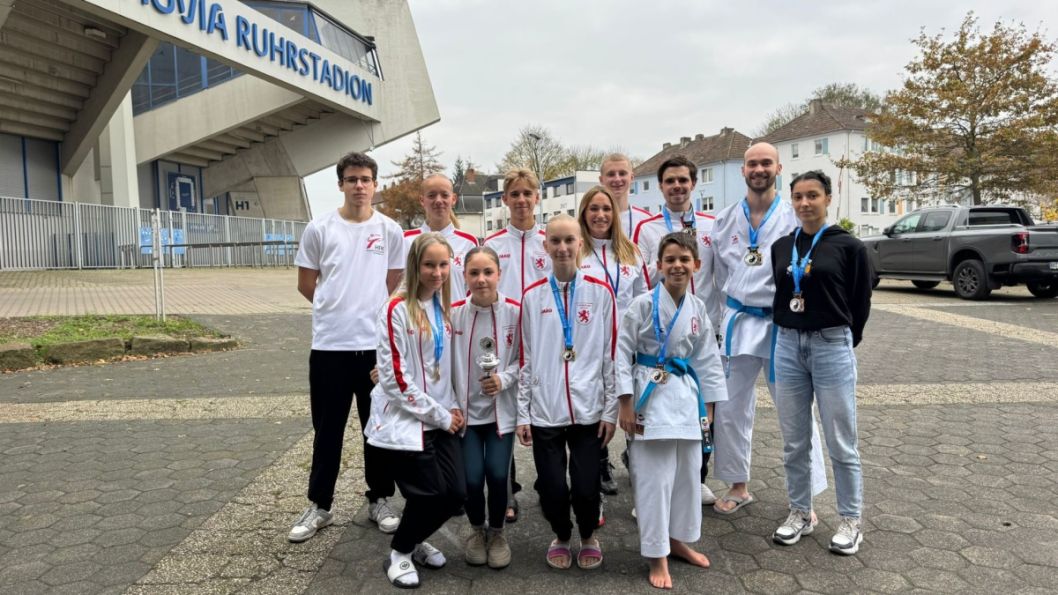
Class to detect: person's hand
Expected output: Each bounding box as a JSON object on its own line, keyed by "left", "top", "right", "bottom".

{"left": 598, "top": 421, "right": 616, "bottom": 447}
{"left": 369, "top": 367, "right": 379, "bottom": 384}
{"left": 480, "top": 374, "right": 502, "bottom": 396}
{"left": 448, "top": 409, "right": 465, "bottom": 433}
{"left": 516, "top": 424, "right": 532, "bottom": 446}
{"left": 618, "top": 397, "right": 636, "bottom": 435}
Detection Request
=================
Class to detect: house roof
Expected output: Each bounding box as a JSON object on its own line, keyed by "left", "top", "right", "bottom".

{"left": 755, "top": 101, "right": 870, "bottom": 145}
{"left": 453, "top": 171, "right": 502, "bottom": 214}
{"left": 634, "top": 128, "right": 753, "bottom": 176}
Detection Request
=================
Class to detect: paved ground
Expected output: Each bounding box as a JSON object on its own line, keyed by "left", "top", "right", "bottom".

{"left": 1, "top": 269, "right": 1057, "bottom": 594}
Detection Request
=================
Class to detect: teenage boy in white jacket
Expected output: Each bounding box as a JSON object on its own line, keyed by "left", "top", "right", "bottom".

{"left": 516, "top": 215, "right": 617, "bottom": 570}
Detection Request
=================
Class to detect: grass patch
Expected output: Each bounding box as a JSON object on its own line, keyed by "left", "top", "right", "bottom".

{"left": 0, "top": 315, "right": 224, "bottom": 348}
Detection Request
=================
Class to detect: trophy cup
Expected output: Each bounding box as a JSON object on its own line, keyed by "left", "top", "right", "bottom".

{"left": 477, "top": 336, "right": 500, "bottom": 378}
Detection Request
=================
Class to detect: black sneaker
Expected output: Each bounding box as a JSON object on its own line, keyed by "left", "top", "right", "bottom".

{"left": 600, "top": 461, "right": 618, "bottom": 495}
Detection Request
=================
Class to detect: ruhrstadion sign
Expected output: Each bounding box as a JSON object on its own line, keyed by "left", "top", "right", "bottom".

{"left": 67, "top": 0, "right": 380, "bottom": 118}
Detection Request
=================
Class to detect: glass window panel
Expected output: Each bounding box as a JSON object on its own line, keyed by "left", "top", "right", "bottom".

{"left": 175, "top": 46, "right": 203, "bottom": 97}
{"left": 148, "top": 44, "right": 176, "bottom": 107}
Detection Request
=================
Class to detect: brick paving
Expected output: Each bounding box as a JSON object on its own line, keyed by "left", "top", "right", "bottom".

{"left": 1, "top": 270, "right": 1056, "bottom": 593}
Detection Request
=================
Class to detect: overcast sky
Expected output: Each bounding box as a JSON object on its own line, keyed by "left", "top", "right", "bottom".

{"left": 304, "top": 1, "right": 1054, "bottom": 218}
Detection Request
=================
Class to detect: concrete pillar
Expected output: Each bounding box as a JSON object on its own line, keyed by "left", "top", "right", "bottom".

{"left": 102, "top": 93, "right": 140, "bottom": 209}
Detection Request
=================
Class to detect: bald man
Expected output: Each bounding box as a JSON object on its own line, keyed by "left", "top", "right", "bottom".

{"left": 709, "top": 143, "right": 827, "bottom": 515}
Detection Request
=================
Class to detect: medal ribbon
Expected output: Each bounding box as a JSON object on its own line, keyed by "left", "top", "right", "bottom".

{"left": 791, "top": 224, "right": 830, "bottom": 295}
{"left": 592, "top": 244, "right": 620, "bottom": 296}
{"left": 429, "top": 294, "right": 444, "bottom": 369}
{"left": 662, "top": 206, "right": 695, "bottom": 233}
{"left": 651, "top": 284, "right": 685, "bottom": 366}
{"left": 549, "top": 274, "right": 577, "bottom": 354}
{"left": 742, "top": 195, "right": 781, "bottom": 252}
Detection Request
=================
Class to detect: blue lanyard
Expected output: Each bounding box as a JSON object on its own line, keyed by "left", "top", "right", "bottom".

{"left": 593, "top": 245, "right": 620, "bottom": 296}
{"left": 791, "top": 225, "right": 829, "bottom": 294}
{"left": 428, "top": 294, "right": 444, "bottom": 365}
{"left": 549, "top": 274, "right": 576, "bottom": 351}
{"left": 651, "top": 285, "right": 685, "bottom": 364}
{"left": 662, "top": 207, "right": 695, "bottom": 233}
{"left": 742, "top": 195, "right": 781, "bottom": 251}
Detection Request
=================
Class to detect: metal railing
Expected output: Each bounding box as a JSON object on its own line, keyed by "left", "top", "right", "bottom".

{"left": 0, "top": 196, "right": 307, "bottom": 271}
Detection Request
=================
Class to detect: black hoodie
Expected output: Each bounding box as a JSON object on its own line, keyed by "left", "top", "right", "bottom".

{"left": 770, "top": 226, "right": 872, "bottom": 346}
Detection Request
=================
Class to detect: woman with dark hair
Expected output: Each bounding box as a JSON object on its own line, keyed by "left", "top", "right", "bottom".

{"left": 769, "top": 170, "right": 872, "bottom": 556}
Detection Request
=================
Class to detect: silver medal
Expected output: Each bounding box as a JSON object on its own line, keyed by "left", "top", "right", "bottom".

{"left": 789, "top": 295, "right": 805, "bottom": 313}
{"left": 649, "top": 368, "right": 668, "bottom": 384}
{"left": 744, "top": 249, "right": 762, "bottom": 266}
{"left": 432, "top": 364, "right": 441, "bottom": 381}
{"left": 562, "top": 348, "right": 576, "bottom": 362}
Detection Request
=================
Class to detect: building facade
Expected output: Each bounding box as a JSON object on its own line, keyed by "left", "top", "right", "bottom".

{"left": 481, "top": 170, "right": 598, "bottom": 234}
{"left": 0, "top": 0, "right": 438, "bottom": 221}
{"left": 630, "top": 127, "right": 753, "bottom": 216}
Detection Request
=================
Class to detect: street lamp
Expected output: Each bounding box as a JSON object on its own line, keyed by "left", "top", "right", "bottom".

{"left": 527, "top": 132, "right": 545, "bottom": 222}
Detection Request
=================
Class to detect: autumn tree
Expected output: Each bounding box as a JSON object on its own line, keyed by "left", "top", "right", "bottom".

{"left": 497, "top": 125, "right": 567, "bottom": 181}
{"left": 378, "top": 131, "right": 445, "bottom": 227}
{"left": 854, "top": 13, "right": 1058, "bottom": 205}
{"left": 754, "top": 83, "right": 882, "bottom": 136}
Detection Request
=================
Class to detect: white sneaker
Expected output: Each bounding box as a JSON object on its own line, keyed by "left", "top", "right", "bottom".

{"left": 830, "top": 517, "right": 864, "bottom": 555}
{"left": 701, "top": 483, "right": 717, "bottom": 506}
{"left": 369, "top": 498, "right": 401, "bottom": 534}
{"left": 288, "top": 505, "right": 333, "bottom": 542}
{"left": 412, "top": 541, "right": 446, "bottom": 568}
{"left": 773, "top": 509, "right": 817, "bottom": 545}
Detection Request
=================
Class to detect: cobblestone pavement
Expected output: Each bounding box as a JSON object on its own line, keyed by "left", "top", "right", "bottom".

{"left": 1, "top": 270, "right": 1057, "bottom": 594}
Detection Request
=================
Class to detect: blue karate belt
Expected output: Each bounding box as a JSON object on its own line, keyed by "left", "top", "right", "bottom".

{"left": 634, "top": 353, "right": 712, "bottom": 453}
{"left": 724, "top": 296, "right": 778, "bottom": 382}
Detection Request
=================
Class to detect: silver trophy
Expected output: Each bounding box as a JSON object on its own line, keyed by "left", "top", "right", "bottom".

{"left": 477, "top": 336, "right": 500, "bottom": 377}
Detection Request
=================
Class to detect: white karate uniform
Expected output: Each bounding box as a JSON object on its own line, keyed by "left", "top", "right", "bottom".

{"left": 365, "top": 297, "right": 456, "bottom": 451}
{"left": 517, "top": 272, "right": 617, "bottom": 427}
{"left": 710, "top": 198, "right": 827, "bottom": 494}
{"left": 484, "top": 224, "right": 551, "bottom": 301}
{"left": 578, "top": 237, "right": 648, "bottom": 318}
{"left": 632, "top": 210, "right": 721, "bottom": 335}
{"left": 450, "top": 294, "right": 521, "bottom": 434}
{"left": 617, "top": 289, "right": 727, "bottom": 557}
{"left": 404, "top": 224, "right": 479, "bottom": 299}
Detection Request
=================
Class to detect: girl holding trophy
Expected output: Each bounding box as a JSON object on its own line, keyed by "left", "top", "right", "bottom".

{"left": 451, "top": 246, "right": 522, "bottom": 568}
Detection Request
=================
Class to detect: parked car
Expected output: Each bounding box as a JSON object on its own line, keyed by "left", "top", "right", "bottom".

{"left": 861, "top": 205, "right": 1058, "bottom": 300}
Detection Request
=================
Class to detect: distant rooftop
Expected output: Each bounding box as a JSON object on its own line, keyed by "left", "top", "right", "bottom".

{"left": 755, "top": 99, "right": 870, "bottom": 145}
{"left": 635, "top": 127, "right": 753, "bottom": 175}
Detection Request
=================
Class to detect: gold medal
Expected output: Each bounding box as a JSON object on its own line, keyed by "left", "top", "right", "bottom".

{"left": 649, "top": 367, "right": 668, "bottom": 384}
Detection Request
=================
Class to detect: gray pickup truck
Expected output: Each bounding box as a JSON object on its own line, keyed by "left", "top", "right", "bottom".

{"left": 861, "top": 205, "right": 1058, "bottom": 300}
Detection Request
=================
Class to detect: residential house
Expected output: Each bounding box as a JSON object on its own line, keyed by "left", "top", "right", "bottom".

{"left": 482, "top": 171, "right": 599, "bottom": 234}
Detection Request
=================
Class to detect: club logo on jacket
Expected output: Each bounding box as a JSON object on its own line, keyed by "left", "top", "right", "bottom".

{"left": 366, "top": 234, "right": 385, "bottom": 254}
{"left": 504, "top": 325, "right": 516, "bottom": 348}
{"left": 620, "top": 265, "right": 631, "bottom": 277}
{"left": 576, "top": 303, "right": 593, "bottom": 324}
{"left": 701, "top": 234, "right": 712, "bottom": 247}
{"left": 533, "top": 255, "right": 547, "bottom": 270}
{"left": 453, "top": 255, "right": 462, "bottom": 267}
{"left": 691, "top": 316, "right": 700, "bottom": 336}
{"left": 730, "top": 234, "right": 739, "bottom": 245}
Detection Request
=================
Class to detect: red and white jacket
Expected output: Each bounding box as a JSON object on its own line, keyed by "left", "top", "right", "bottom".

{"left": 484, "top": 224, "right": 551, "bottom": 301}
{"left": 621, "top": 206, "right": 653, "bottom": 240}
{"left": 450, "top": 294, "right": 521, "bottom": 435}
{"left": 579, "top": 237, "right": 648, "bottom": 318}
{"left": 517, "top": 272, "right": 617, "bottom": 428}
{"left": 404, "top": 224, "right": 479, "bottom": 299}
{"left": 365, "top": 296, "right": 456, "bottom": 452}
{"left": 633, "top": 210, "right": 721, "bottom": 334}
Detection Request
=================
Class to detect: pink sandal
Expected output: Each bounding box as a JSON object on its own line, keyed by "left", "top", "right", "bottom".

{"left": 546, "top": 540, "right": 572, "bottom": 569}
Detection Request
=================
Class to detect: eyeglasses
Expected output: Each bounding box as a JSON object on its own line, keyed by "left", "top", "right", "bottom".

{"left": 342, "top": 176, "right": 375, "bottom": 185}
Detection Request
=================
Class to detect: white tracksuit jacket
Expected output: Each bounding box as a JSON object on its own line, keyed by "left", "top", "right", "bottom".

{"left": 365, "top": 297, "right": 457, "bottom": 452}
{"left": 484, "top": 224, "right": 551, "bottom": 301}
{"left": 517, "top": 272, "right": 618, "bottom": 427}
{"left": 578, "top": 237, "right": 648, "bottom": 317}
{"left": 632, "top": 210, "right": 721, "bottom": 334}
{"left": 404, "top": 224, "right": 479, "bottom": 299}
{"left": 710, "top": 198, "right": 798, "bottom": 359}
{"left": 617, "top": 290, "right": 728, "bottom": 440}
{"left": 450, "top": 294, "right": 521, "bottom": 435}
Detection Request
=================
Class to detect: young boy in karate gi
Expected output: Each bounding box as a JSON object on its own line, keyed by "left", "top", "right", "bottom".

{"left": 617, "top": 232, "right": 728, "bottom": 589}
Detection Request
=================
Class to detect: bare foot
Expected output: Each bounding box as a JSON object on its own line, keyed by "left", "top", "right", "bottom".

{"left": 669, "top": 540, "right": 710, "bottom": 568}
{"left": 713, "top": 483, "right": 750, "bottom": 513}
{"left": 647, "top": 557, "right": 672, "bottom": 589}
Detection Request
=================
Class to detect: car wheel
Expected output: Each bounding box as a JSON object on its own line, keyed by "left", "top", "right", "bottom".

{"left": 953, "top": 260, "right": 992, "bottom": 300}
{"left": 1026, "top": 280, "right": 1058, "bottom": 299}
{"left": 912, "top": 280, "right": 940, "bottom": 290}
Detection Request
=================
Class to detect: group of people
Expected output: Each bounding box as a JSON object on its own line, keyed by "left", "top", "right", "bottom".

{"left": 290, "top": 144, "right": 873, "bottom": 590}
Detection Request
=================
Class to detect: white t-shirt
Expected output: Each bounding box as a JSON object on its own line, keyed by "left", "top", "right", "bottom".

{"left": 295, "top": 209, "right": 404, "bottom": 350}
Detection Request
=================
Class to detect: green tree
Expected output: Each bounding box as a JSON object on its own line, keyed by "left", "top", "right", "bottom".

{"left": 380, "top": 131, "right": 445, "bottom": 227}
{"left": 754, "top": 83, "right": 882, "bottom": 136}
{"left": 854, "top": 13, "right": 1058, "bottom": 205}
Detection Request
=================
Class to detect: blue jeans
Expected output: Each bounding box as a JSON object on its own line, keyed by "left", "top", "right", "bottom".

{"left": 773, "top": 326, "right": 862, "bottom": 518}
{"left": 462, "top": 423, "right": 515, "bottom": 529}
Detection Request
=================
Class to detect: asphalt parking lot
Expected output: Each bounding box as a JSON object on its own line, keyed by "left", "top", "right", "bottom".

{"left": 1, "top": 270, "right": 1056, "bottom": 594}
